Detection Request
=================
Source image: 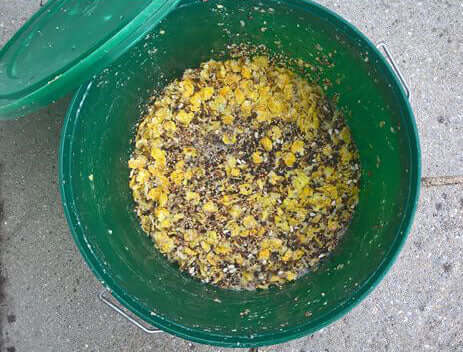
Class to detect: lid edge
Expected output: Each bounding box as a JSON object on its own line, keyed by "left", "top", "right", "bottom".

{"left": 0, "top": 0, "right": 180, "bottom": 119}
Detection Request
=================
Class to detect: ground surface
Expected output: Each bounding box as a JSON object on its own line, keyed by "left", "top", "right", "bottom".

{"left": 0, "top": 1, "right": 462, "bottom": 351}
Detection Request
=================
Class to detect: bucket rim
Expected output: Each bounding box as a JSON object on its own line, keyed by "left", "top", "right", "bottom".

{"left": 59, "top": 0, "right": 421, "bottom": 347}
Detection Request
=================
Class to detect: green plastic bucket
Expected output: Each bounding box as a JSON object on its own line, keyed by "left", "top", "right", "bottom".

{"left": 59, "top": 0, "right": 420, "bottom": 347}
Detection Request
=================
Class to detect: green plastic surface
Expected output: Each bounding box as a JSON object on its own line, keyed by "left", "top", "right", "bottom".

{"left": 59, "top": 0, "right": 420, "bottom": 347}
{"left": 0, "top": 0, "right": 180, "bottom": 119}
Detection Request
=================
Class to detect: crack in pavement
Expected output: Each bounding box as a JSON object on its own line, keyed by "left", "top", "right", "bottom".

{"left": 422, "top": 176, "right": 463, "bottom": 187}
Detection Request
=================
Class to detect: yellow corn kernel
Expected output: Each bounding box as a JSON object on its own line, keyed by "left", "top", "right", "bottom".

{"left": 275, "top": 216, "right": 290, "bottom": 232}
{"left": 328, "top": 219, "right": 339, "bottom": 231}
{"left": 227, "top": 221, "right": 241, "bottom": 237}
{"left": 268, "top": 171, "right": 283, "bottom": 185}
{"left": 175, "top": 160, "right": 185, "bottom": 169}
{"left": 242, "top": 271, "right": 254, "bottom": 282}
{"left": 240, "top": 100, "right": 253, "bottom": 117}
{"left": 230, "top": 60, "right": 241, "bottom": 73}
{"left": 340, "top": 126, "right": 352, "bottom": 144}
{"left": 243, "top": 215, "right": 258, "bottom": 229}
{"left": 240, "top": 230, "right": 250, "bottom": 239}
{"left": 151, "top": 147, "right": 166, "bottom": 168}
{"left": 230, "top": 167, "right": 240, "bottom": 177}
{"left": 293, "top": 249, "right": 305, "bottom": 260}
{"left": 184, "top": 168, "right": 194, "bottom": 182}
{"left": 128, "top": 157, "right": 146, "bottom": 169}
{"left": 176, "top": 110, "right": 194, "bottom": 125}
{"left": 252, "top": 151, "right": 264, "bottom": 164}
{"left": 222, "top": 134, "right": 237, "bottom": 145}
{"left": 291, "top": 140, "right": 305, "bottom": 154}
{"left": 200, "top": 86, "right": 215, "bottom": 100}
{"left": 169, "top": 169, "right": 184, "bottom": 185}
{"left": 256, "top": 109, "right": 270, "bottom": 123}
{"left": 219, "top": 86, "right": 231, "bottom": 97}
{"left": 221, "top": 194, "right": 235, "bottom": 206}
{"left": 206, "top": 252, "right": 218, "bottom": 265}
{"left": 229, "top": 205, "right": 242, "bottom": 218}
{"left": 235, "top": 88, "right": 245, "bottom": 105}
{"left": 253, "top": 55, "right": 269, "bottom": 68}
{"left": 203, "top": 201, "right": 218, "bottom": 213}
{"left": 155, "top": 208, "right": 170, "bottom": 221}
{"left": 185, "top": 191, "right": 200, "bottom": 205}
{"left": 257, "top": 226, "right": 266, "bottom": 237}
{"left": 258, "top": 248, "right": 270, "bottom": 260}
{"left": 286, "top": 271, "right": 297, "bottom": 281}
{"left": 172, "top": 213, "right": 184, "bottom": 222}
{"left": 269, "top": 238, "right": 283, "bottom": 250}
{"left": 184, "top": 229, "right": 199, "bottom": 243}
{"left": 239, "top": 183, "right": 252, "bottom": 195}
{"left": 226, "top": 155, "right": 236, "bottom": 168}
{"left": 154, "top": 232, "right": 175, "bottom": 253}
{"left": 292, "top": 171, "right": 310, "bottom": 191}
{"left": 147, "top": 187, "right": 162, "bottom": 201}
{"left": 222, "top": 115, "right": 234, "bottom": 125}
{"left": 156, "top": 175, "right": 170, "bottom": 188}
{"left": 322, "top": 145, "right": 332, "bottom": 156}
{"left": 158, "top": 192, "right": 168, "bottom": 207}
{"left": 340, "top": 145, "right": 353, "bottom": 163}
{"left": 215, "top": 244, "right": 231, "bottom": 255}
{"left": 159, "top": 218, "right": 171, "bottom": 229}
{"left": 241, "top": 66, "right": 252, "bottom": 79}
{"left": 260, "top": 136, "right": 273, "bottom": 151}
{"left": 163, "top": 120, "right": 177, "bottom": 133}
{"left": 206, "top": 230, "right": 218, "bottom": 244}
{"left": 283, "top": 152, "right": 296, "bottom": 167}
{"left": 181, "top": 79, "right": 195, "bottom": 98}
{"left": 268, "top": 99, "right": 283, "bottom": 114}
{"left": 183, "top": 247, "right": 196, "bottom": 256}
{"left": 189, "top": 93, "right": 202, "bottom": 111}
{"left": 201, "top": 241, "right": 211, "bottom": 252}
{"left": 154, "top": 107, "right": 170, "bottom": 121}
{"left": 233, "top": 254, "right": 244, "bottom": 265}
{"left": 267, "top": 126, "right": 282, "bottom": 141}
{"left": 282, "top": 249, "right": 293, "bottom": 262}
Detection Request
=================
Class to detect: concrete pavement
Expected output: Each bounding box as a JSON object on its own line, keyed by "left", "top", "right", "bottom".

{"left": 0, "top": 1, "right": 462, "bottom": 351}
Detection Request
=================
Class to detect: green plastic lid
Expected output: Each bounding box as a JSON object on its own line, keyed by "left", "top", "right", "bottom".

{"left": 0, "top": 0, "right": 180, "bottom": 119}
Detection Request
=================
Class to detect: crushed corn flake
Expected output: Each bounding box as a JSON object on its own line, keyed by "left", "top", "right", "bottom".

{"left": 129, "top": 53, "right": 360, "bottom": 290}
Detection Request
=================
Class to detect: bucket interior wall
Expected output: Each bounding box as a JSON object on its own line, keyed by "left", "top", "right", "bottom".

{"left": 60, "top": 0, "right": 419, "bottom": 346}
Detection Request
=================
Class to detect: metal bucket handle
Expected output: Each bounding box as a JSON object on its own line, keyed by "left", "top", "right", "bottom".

{"left": 377, "top": 42, "right": 411, "bottom": 100}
